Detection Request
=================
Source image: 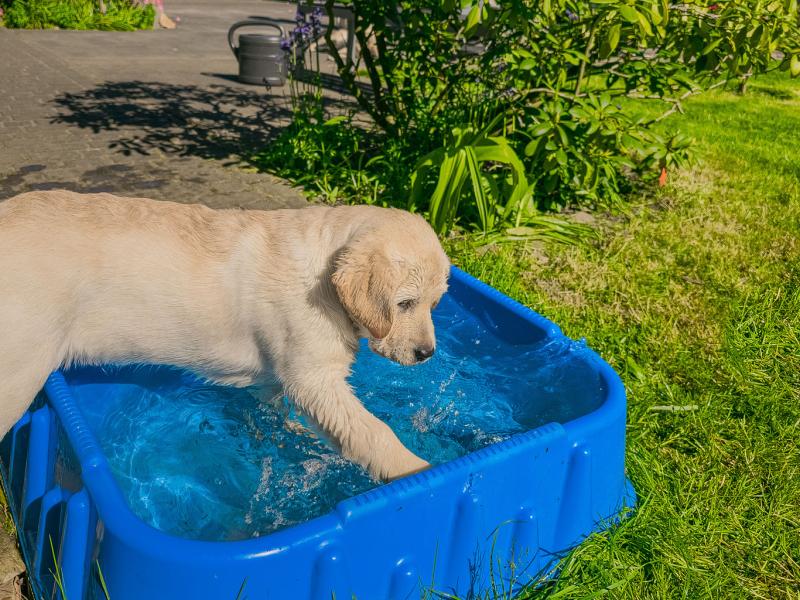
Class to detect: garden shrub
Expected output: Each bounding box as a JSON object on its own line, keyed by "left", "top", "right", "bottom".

{"left": 255, "top": 1, "right": 800, "bottom": 240}
{"left": 1, "top": 0, "right": 154, "bottom": 31}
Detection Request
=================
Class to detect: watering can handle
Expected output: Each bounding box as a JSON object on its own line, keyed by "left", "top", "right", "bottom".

{"left": 228, "top": 19, "right": 286, "bottom": 58}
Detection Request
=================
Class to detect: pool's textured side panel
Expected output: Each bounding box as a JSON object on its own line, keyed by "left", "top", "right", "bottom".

{"left": 0, "top": 401, "right": 99, "bottom": 600}
{"left": 0, "top": 266, "right": 635, "bottom": 600}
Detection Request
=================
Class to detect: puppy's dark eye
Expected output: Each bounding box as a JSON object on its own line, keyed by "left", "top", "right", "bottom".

{"left": 398, "top": 299, "right": 416, "bottom": 311}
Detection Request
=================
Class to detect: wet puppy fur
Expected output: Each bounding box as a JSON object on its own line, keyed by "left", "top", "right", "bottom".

{"left": 0, "top": 190, "right": 450, "bottom": 481}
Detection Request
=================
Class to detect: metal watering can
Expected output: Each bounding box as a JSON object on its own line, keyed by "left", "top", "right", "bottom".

{"left": 228, "top": 19, "right": 288, "bottom": 86}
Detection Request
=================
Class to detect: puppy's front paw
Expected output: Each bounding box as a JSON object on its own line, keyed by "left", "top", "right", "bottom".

{"left": 383, "top": 454, "right": 430, "bottom": 482}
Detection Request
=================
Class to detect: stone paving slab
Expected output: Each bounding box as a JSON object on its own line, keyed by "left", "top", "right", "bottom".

{"left": 0, "top": 0, "right": 317, "bottom": 209}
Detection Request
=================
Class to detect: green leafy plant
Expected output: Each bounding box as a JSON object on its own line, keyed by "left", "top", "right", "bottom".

{"left": 252, "top": 101, "right": 392, "bottom": 207}
{"left": 316, "top": 0, "right": 799, "bottom": 207}
{"left": 48, "top": 535, "right": 112, "bottom": 600}
{"left": 2, "top": 0, "right": 153, "bottom": 31}
{"left": 257, "top": 1, "right": 799, "bottom": 240}
{"left": 409, "top": 117, "right": 534, "bottom": 235}
{"left": 473, "top": 0, "right": 799, "bottom": 206}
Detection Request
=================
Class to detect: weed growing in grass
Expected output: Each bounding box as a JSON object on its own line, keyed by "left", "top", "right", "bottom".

{"left": 47, "top": 535, "right": 112, "bottom": 600}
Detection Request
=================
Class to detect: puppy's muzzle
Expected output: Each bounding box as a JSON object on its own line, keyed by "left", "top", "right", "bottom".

{"left": 413, "top": 345, "right": 435, "bottom": 363}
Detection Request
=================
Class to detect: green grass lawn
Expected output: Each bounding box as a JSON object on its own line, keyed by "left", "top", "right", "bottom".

{"left": 445, "top": 72, "right": 800, "bottom": 599}
{"left": 1, "top": 75, "right": 797, "bottom": 598}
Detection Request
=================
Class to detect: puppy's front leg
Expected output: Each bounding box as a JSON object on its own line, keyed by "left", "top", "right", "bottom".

{"left": 283, "top": 367, "right": 429, "bottom": 482}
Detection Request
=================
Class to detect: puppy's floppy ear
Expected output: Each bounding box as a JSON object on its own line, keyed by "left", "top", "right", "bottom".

{"left": 332, "top": 237, "right": 396, "bottom": 339}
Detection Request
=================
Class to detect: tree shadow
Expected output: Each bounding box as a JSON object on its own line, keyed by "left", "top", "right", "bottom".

{"left": 49, "top": 80, "right": 357, "bottom": 165}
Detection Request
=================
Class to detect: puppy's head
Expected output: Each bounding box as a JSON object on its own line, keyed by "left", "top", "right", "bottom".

{"left": 332, "top": 209, "right": 450, "bottom": 366}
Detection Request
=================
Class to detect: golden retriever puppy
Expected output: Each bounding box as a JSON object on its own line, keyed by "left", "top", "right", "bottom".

{"left": 0, "top": 190, "right": 450, "bottom": 481}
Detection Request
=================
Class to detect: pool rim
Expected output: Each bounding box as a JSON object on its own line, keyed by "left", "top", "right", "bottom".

{"left": 16, "top": 265, "right": 628, "bottom": 561}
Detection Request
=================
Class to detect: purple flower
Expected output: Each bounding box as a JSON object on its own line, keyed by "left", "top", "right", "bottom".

{"left": 285, "top": 7, "right": 320, "bottom": 47}
{"left": 280, "top": 38, "right": 291, "bottom": 51}
{"left": 501, "top": 87, "right": 518, "bottom": 99}
{"left": 565, "top": 8, "right": 578, "bottom": 21}
{"left": 310, "top": 7, "right": 323, "bottom": 36}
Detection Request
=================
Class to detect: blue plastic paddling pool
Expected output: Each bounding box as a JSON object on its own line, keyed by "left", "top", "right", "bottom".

{"left": 0, "top": 266, "right": 635, "bottom": 600}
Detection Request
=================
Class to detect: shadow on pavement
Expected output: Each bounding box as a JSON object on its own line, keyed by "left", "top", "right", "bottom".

{"left": 50, "top": 80, "right": 297, "bottom": 164}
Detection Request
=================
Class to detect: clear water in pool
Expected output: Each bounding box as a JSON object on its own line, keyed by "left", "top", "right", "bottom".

{"left": 71, "top": 294, "right": 605, "bottom": 541}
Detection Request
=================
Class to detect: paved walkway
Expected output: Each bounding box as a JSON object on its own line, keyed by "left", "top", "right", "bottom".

{"left": 0, "top": 0, "right": 313, "bottom": 209}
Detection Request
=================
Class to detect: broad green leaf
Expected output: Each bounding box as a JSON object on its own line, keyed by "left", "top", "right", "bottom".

{"left": 530, "top": 123, "right": 552, "bottom": 137}
{"left": 322, "top": 115, "right": 348, "bottom": 126}
{"left": 637, "top": 12, "right": 652, "bottom": 36}
{"left": 464, "top": 4, "right": 481, "bottom": 38}
{"left": 569, "top": 106, "right": 591, "bottom": 120}
{"left": 525, "top": 136, "right": 547, "bottom": 158}
{"left": 791, "top": 55, "right": 800, "bottom": 78}
{"left": 464, "top": 146, "right": 493, "bottom": 233}
{"left": 472, "top": 138, "right": 531, "bottom": 221}
{"left": 751, "top": 25, "right": 764, "bottom": 47}
{"left": 429, "top": 151, "right": 469, "bottom": 234}
{"left": 650, "top": 3, "right": 662, "bottom": 25}
{"left": 555, "top": 125, "right": 570, "bottom": 146}
{"left": 606, "top": 23, "right": 622, "bottom": 54}
{"left": 619, "top": 5, "right": 640, "bottom": 23}
{"left": 701, "top": 38, "right": 723, "bottom": 55}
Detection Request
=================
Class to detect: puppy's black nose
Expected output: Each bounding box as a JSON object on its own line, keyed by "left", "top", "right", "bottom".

{"left": 414, "top": 346, "right": 434, "bottom": 362}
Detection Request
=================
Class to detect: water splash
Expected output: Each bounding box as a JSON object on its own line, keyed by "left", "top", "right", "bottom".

{"left": 72, "top": 295, "right": 605, "bottom": 541}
